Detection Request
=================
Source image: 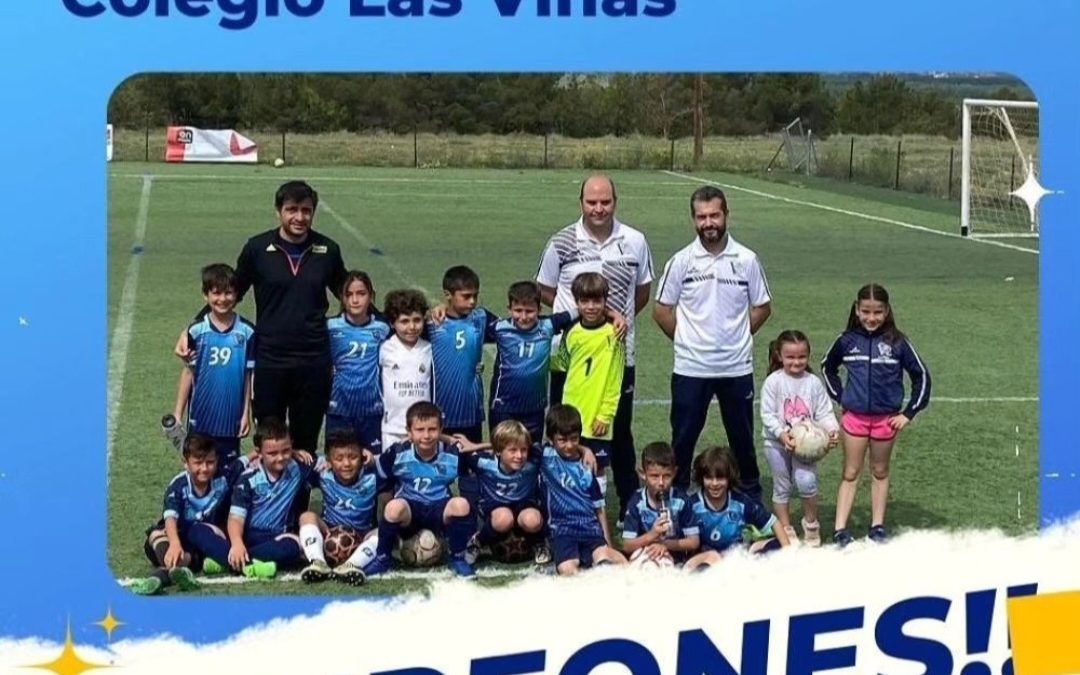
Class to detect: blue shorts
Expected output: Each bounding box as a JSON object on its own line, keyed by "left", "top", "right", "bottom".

{"left": 185, "top": 432, "right": 240, "bottom": 465}
{"left": 403, "top": 498, "right": 449, "bottom": 536}
{"left": 753, "top": 538, "right": 783, "bottom": 555}
{"left": 552, "top": 533, "right": 607, "bottom": 567}
{"left": 443, "top": 424, "right": 483, "bottom": 443}
{"left": 244, "top": 528, "right": 290, "bottom": 548}
{"left": 580, "top": 437, "right": 612, "bottom": 470}
{"left": 705, "top": 538, "right": 783, "bottom": 556}
{"left": 489, "top": 409, "right": 545, "bottom": 445}
{"left": 479, "top": 498, "right": 540, "bottom": 522}
{"left": 143, "top": 522, "right": 203, "bottom": 568}
{"left": 325, "top": 413, "right": 383, "bottom": 455}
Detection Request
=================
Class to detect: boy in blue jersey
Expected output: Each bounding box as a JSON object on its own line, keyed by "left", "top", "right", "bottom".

{"left": 684, "top": 445, "right": 790, "bottom": 572}
{"left": 132, "top": 435, "right": 250, "bottom": 595}
{"left": 326, "top": 270, "right": 391, "bottom": 455}
{"left": 190, "top": 418, "right": 315, "bottom": 578}
{"left": 427, "top": 265, "right": 498, "bottom": 442}
{"left": 426, "top": 266, "right": 498, "bottom": 512}
{"left": 620, "top": 442, "right": 699, "bottom": 565}
{"left": 459, "top": 420, "right": 549, "bottom": 565}
{"left": 539, "top": 405, "right": 626, "bottom": 576}
{"left": 488, "top": 282, "right": 577, "bottom": 443}
{"left": 366, "top": 401, "right": 480, "bottom": 579}
{"left": 172, "top": 263, "right": 256, "bottom": 465}
{"left": 298, "top": 429, "right": 380, "bottom": 585}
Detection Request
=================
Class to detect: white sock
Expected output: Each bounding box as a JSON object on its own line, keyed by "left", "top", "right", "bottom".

{"left": 346, "top": 534, "right": 379, "bottom": 568}
{"left": 300, "top": 524, "right": 325, "bottom": 563}
{"left": 597, "top": 476, "right": 608, "bottom": 497}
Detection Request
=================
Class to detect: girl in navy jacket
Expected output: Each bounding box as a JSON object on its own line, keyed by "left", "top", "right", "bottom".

{"left": 821, "top": 284, "right": 931, "bottom": 547}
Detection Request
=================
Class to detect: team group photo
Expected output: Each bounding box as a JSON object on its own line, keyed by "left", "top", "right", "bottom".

{"left": 106, "top": 73, "right": 1039, "bottom": 596}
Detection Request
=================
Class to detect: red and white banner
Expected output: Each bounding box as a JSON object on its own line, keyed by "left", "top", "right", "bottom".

{"left": 164, "top": 126, "right": 258, "bottom": 163}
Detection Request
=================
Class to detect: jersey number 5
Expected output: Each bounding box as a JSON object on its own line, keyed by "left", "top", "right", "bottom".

{"left": 455, "top": 330, "right": 466, "bottom": 350}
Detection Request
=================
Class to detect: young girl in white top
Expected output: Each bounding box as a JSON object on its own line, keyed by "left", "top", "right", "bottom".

{"left": 760, "top": 330, "right": 839, "bottom": 547}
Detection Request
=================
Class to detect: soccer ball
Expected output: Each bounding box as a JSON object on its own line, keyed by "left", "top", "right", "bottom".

{"left": 629, "top": 548, "right": 675, "bottom": 569}
{"left": 323, "top": 526, "right": 361, "bottom": 567}
{"left": 789, "top": 419, "right": 830, "bottom": 463}
{"left": 273, "top": 157, "right": 285, "bottom": 168}
{"left": 490, "top": 531, "right": 532, "bottom": 564}
{"left": 397, "top": 529, "right": 444, "bottom": 567}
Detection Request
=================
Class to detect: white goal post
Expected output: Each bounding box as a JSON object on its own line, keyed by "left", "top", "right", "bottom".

{"left": 960, "top": 98, "right": 1040, "bottom": 238}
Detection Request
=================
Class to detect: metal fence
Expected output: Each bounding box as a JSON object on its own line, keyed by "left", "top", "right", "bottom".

{"left": 112, "top": 125, "right": 976, "bottom": 201}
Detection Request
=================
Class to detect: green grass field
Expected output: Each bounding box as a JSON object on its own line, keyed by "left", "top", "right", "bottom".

{"left": 107, "top": 163, "right": 1039, "bottom": 596}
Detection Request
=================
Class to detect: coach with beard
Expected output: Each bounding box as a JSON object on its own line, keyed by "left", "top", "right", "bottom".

{"left": 652, "top": 185, "right": 772, "bottom": 499}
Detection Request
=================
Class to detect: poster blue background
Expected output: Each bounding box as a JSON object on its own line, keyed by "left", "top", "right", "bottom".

{"left": 0, "top": 0, "right": 1072, "bottom": 646}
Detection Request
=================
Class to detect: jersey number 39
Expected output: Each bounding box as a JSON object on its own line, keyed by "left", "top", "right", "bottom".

{"left": 208, "top": 346, "right": 232, "bottom": 366}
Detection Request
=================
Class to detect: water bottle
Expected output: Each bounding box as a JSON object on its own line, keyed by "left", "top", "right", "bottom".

{"left": 657, "top": 491, "right": 675, "bottom": 538}
{"left": 161, "top": 414, "right": 187, "bottom": 452}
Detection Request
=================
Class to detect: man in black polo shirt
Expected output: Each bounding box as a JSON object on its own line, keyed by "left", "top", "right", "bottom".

{"left": 177, "top": 181, "right": 347, "bottom": 456}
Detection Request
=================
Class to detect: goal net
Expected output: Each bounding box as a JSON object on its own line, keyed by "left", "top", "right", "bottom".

{"left": 782, "top": 117, "right": 817, "bottom": 175}
{"left": 961, "top": 99, "right": 1040, "bottom": 238}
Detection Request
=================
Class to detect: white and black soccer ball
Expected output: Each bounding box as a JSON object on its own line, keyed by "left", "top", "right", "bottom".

{"left": 789, "top": 419, "right": 830, "bottom": 463}
{"left": 396, "top": 529, "right": 444, "bottom": 568}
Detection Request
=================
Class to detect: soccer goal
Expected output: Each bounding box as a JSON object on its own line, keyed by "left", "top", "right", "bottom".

{"left": 782, "top": 117, "right": 817, "bottom": 175}
{"left": 765, "top": 117, "right": 818, "bottom": 176}
{"left": 960, "top": 98, "right": 1040, "bottom": 238}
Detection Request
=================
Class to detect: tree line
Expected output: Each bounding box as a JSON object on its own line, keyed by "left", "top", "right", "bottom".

{"left": 108, "top": 73, "right": 1030, "bottom": 140}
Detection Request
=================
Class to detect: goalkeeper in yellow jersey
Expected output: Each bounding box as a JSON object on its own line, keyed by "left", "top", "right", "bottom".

{"left": 555, "top": 272, "right": 625, "bottom": 499}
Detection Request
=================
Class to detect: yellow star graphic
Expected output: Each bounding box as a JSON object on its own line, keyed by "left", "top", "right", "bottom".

{"left": 93, "top": 607, "right": 125, "bottom": 642}
{"left": 23, "top": 619, "right": 113, "bottom": 675}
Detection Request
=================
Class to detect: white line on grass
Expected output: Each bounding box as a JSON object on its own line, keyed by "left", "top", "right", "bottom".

{"left": 660, "top": 170, "right": 1039, "bottom": 256}
{"left": 635, "top": 396, "right": 1037, "bottom": 406}
{"left": 107, "top": 176, "right": 153, "bottom": 471}
{"left": 319, "top": 201, "right": 499, "bottom": 361}
{"left": 117, "top": 567, "right": 528, "bottom": 586}
{"left": 320, "top": 200, "right": 432, "bottom": 298}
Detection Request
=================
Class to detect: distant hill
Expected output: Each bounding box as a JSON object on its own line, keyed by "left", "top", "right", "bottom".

{"left": 822, "top": 73, "right": 1035, "bottom": 102}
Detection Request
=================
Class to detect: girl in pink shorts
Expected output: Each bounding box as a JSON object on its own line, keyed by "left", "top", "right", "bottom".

{"left": 821, "top": 284, "right": 932, "bottom": 547}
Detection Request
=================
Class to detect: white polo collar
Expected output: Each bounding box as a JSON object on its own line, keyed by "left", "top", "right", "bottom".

{"left": 691, "top": 234, "right": 740, "bottom": 259}
{"left": 574, "top": 217, "right": 626, "bottom": 247}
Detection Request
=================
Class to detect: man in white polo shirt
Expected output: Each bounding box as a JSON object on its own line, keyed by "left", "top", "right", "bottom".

{"left": 536, "top": 174, "right": 654, "bottom": 520}
{"left": 653, "top": 185, "right": 772, "bottom": 499}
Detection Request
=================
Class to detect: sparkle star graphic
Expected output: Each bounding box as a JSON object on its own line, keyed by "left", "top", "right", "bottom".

{"left": 93, "top": 607, "right": 125, "bottom": 642}
{"left": 1009, "top": 160, "right": 1059, "bottom": 230}
{"left": 18, "top": 316, "right": 29, "bottom": 326}
{"left": 23, "top": 619, "right": 113, "bottom": 675}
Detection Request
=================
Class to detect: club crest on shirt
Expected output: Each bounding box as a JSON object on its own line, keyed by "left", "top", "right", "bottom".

{"left": 877, "top": 342, "right": 893, "bottom": 358}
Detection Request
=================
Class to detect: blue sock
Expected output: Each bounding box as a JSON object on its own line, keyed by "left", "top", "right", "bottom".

{"left": 187, "top": 523, "right": 230, "bottom": 568}
{"left": 248, "top": 537, "right": 302, "bottom": 566}
{"left": 458, "top": 476, "right": 480, "bottom": 514}
{"left": 477, "top": 518, "right": 502, "bottom": 546}
{"left": 377, "top": 519, "right": 403, "bottom": 557}
{"left": 447, "top": 515, "right": 475, "bottom": 558}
